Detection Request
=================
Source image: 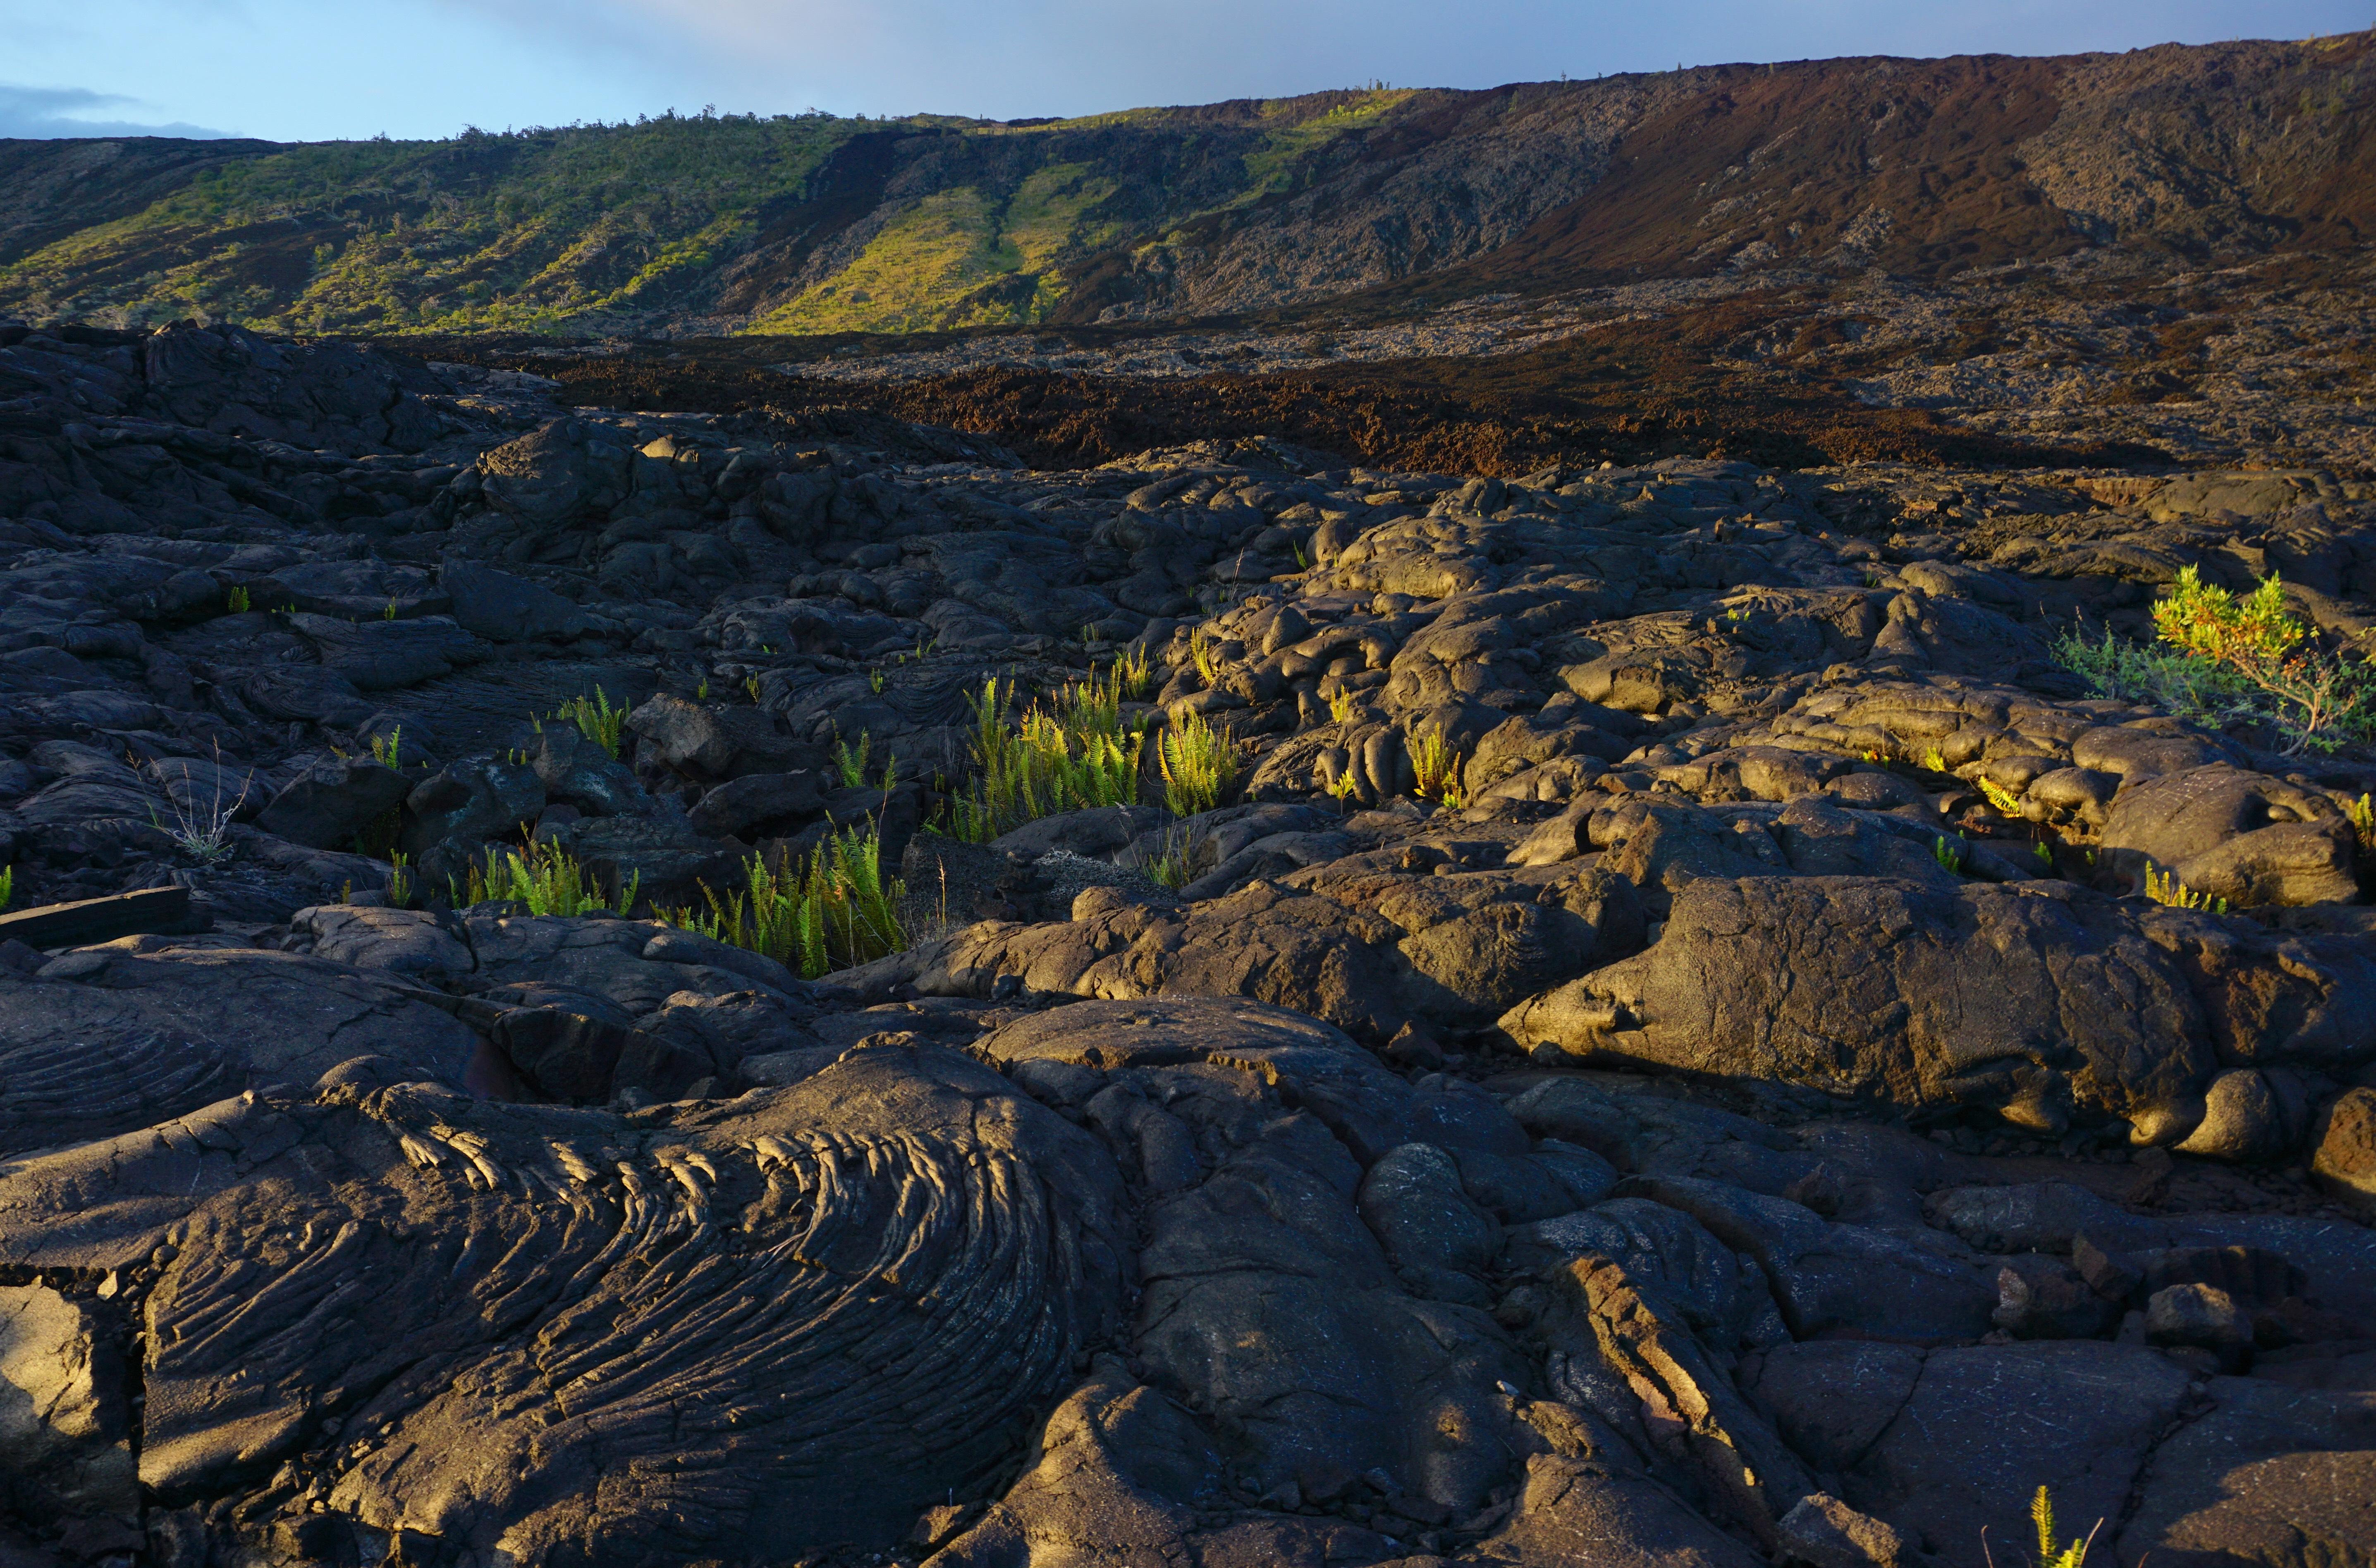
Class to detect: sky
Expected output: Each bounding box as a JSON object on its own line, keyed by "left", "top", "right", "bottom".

{"left": 1, "top": 0, "right": 2369, "bottom": 143}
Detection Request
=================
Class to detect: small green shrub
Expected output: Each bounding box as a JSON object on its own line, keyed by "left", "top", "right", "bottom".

{"left": 1977, "top": 776, "right": 2023, "bottom": 817}
{"left": 1159, "top": 708, "right": 1237, "bottom": 817}
{"left": 2152, "top": 565, "right": 2302, "bottom": 665}
{"left": 387, "top": 852, "right": 415, "bottom": 908}
{"left": 1932, "top": 834, "right": 1966, "bottom": 874}
{"left": 368, "top": 726, "right": 404, "bottom": 770}
{"left": 0, "top": 864, "right": 13, "bottom": 911}
{"left": 225, "top": 585, "right": 251, "bottom": 614}
{"left": 2054, "top": 571, "right": 2375, "bottom": 756}
{"left": 665, "top": 827, "right": 907, "bottom": 979}
{"left": 463, "top": 839, "right": 637, "bottom": 916}
{"left": 2351, "top": 793, "right": 2374, "bottom": 854}
{"left": 557, "top": 687, "right": 626, "bottom": 758}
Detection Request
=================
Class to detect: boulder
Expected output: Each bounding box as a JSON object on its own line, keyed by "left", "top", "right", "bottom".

{"left": 971, "top": 998, "right": 1533, "bottom": 1510}
{"left": 626, "top": 693, "right": 806, "bottom": 780}
{"left": 1615, "top": 1175, "right": 1996, "bottom": 1343}
{"left": 1470, "top": 1454, "right": 1767, "bottom": 1568}
{"left": 1500, "top": 876, "right": 2376, "bottom": 1142}
{"left": 2174, "top": 1068, "right": 2311, "bottom": 1163}
{"left": 399, "top": 758, "right": 544, "bottom": 863}
{"left": 253, "top": 758, "right": 408, "bottom": 851}
{"left": 289, "top": 905, "right": 473, "bottom": 981}
{"left": 529, "top": 724, "right": 646, "bottom": 818}
{"left": 689, "top": 769, "right": 827, "bottom": 839}
{"left": 1991, "top": 1255, "right": 2120, "bottom": 1340}
{"left": 2145, "top": 1283, "right": 2253, "bottom": 1360}
{"left": 2310, "top": 1086, "right": 2376, "bottom": 1216}
{"left": 1776, "top": 1493, "right": 1931, "bottom": 1568}
{"left": 2101, "top": 764, "right": 2358, "bottom": 907}
{"left": 474, "top": 417, "right": 630, "bottom": 526}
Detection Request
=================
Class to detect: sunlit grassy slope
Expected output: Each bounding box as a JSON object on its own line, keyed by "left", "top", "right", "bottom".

{"left": 0, "top": 91, "right": 1419, "bottom": 338}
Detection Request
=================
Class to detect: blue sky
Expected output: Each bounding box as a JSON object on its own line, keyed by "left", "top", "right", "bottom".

{"left": 2, "top": 0, "right": 2368, "bottom": 142}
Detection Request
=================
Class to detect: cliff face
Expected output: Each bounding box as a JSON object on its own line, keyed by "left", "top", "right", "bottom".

{"left": 2, "top": 31, "right": 2371, "bottom": 337}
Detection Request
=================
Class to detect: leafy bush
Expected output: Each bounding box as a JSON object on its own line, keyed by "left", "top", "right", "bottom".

{"left": 1159, "top": 708, "right": 1238, "bottom": 817}
{"left": 557, "top": 687, "right": 626, "bottom": 758}
{"left": 2056, "top": 569, "right": 2374, "bottom": 756}
{"left": 462, "top": 839, "right": 638, "bottom": 916}
{"left": 665, "top": 827, "right": 906, "bottom": 979}
{"left": 369, "top": 726, "right": 404, "bottom": 770}
{"left": 225, "top": 585, "right": 251, "bottom": 614}
{"left": 2152, "top": 566, "right": 2301, "bottom": 664}
{"left": 0, "top": 864, "right": 12, "bottom": 911}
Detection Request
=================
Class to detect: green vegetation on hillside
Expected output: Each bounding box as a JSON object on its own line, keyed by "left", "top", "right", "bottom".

{"left": 0, "top": 90, "right": 1424, "bottom": 338}
{"left": 0, "top": 114, "right": 858, "bottom": 334}
{"left": 748, "top": 161, "right": 1129, "bottom": 334}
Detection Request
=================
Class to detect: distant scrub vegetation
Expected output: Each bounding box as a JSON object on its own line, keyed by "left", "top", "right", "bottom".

{"left": 0, "top": 92, "right": 1417, "bottom": 338}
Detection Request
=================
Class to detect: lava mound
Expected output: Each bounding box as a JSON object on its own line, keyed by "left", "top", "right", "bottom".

{"left": 0, "top": 1046, "right": 1127, "bottom": 1563}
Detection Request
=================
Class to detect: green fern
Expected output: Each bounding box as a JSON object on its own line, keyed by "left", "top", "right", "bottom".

{"left": 662, "top": 828, "right": 907, "bottom": 980}
{"left": 464, "top": 839, "right": 637, "bottom": 916}
{"left": 556, "top": 686, "right": 626, "bottom": 758}
{"left": 2032, "top": 1487, "right": 2097, "bottom": 1568}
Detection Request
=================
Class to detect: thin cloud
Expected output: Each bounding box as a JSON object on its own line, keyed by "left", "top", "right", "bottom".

{"left": 0, "top": 82, "right": 236, "bottom": 139}
{"left": 430, "top": 0, "right": 2376, "bottom": 122}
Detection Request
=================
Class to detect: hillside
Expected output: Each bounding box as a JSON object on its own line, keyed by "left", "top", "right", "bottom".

{"left": 2, "top": 31, "right": 2372, "bottom": 339}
